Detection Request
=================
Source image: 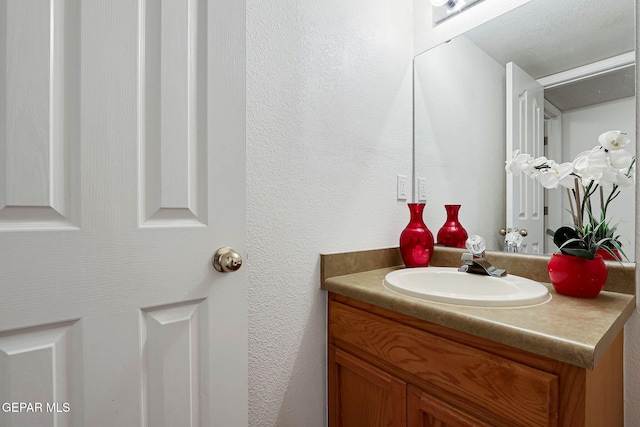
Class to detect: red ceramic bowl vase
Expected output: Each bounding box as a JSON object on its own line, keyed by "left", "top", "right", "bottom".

{"left": 547, "top": 253, "right": 607, "bottom": 298}
{"left": 596, "top": 248, "right": 621, "bottom": 261}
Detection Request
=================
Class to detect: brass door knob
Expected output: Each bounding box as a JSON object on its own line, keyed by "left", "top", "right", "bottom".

{"left": 499, "top": 228, "right": 528, "bottom": 237}
{"left": 212, "top": 247, "right": 243, "bottom": 272}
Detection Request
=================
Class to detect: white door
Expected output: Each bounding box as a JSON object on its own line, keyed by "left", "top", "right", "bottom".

{"left": 506, "top": 62, "right": 544, "bottom": 254}
{"left": 0, "top": 1, "right": 247, "bottom": 426}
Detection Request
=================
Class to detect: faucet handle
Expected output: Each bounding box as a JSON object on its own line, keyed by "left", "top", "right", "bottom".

{"left": 465, "top": 235, "right": 486, "bottom": 257}
{"left": 504, "top": 229, "right": 525, "bottom": 253}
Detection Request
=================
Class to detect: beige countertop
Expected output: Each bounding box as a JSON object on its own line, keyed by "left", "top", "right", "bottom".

{"left": 321, "top": 247, "right": 636, "bottom": 370}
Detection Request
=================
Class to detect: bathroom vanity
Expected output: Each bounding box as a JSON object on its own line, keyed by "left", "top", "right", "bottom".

{"left": 321, "top": 248, "right": 636, "bottom": 426}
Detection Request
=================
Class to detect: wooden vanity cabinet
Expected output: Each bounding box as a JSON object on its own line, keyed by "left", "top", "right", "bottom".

{"left": 328, "top": 293, "right": 623, "bottom": 427}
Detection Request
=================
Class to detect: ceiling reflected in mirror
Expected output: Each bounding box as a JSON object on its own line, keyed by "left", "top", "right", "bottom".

{"left": 462, "top": 0, "right": 634, "bottom": 79}
{"left": 544, "top": 66, "right": 635, "bottom": 112}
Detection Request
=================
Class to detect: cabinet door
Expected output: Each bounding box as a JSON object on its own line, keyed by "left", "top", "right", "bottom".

{"left": 329, "top": 347, "right": 407, "bottom": 427}
{"left": 408, "top": 385, "right": 493, "bottom": 427}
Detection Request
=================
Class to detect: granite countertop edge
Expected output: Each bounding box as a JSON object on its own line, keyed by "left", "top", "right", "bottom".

{"left": 323, "top": 266, "right": 636, "bottom": 370}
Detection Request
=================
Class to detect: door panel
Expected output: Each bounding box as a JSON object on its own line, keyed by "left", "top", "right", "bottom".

{"left": 143, "top": 300, "right": 207, "bottom": 426}
{"left": 139, "top": 0, "right": 208, "bottom": 226}
{"left": 0, "top": 322, "right": 77, "bottom": 427}
{"left": 506, "top": 62, "right": 544, "bottom": 254}
{"left": 0, "top": 0, "right": 246, "bottom": 426}
{"left": 0, "top": 0, "right": 81, "bottom": 229}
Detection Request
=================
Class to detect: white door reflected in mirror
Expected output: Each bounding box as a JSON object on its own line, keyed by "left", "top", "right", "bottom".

{"left": 505, "top": 62, "right": 544, "bottom": 255}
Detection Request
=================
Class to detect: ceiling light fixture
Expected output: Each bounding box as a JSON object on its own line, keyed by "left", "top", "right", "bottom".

{"left": 431, "top": 0, "right": 457, "bottom": 7}
{"left": 432, "top": 0, "right": 484, "bottom": 25}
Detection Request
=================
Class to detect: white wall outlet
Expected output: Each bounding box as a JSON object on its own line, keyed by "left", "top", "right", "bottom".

{"left": 397, "top": 175, "right": 408, "bottom": 200}
{"left": 418, "top": 177, "right": 428, "bottom": 201}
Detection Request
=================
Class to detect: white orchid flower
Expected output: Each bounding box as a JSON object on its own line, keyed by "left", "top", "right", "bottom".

{"left": 559, "top": 174, "right": 577, "bottom": 189}
{"left": 531, "top": 156, "right": 548, "bottom": 167}
{"left": 595, "top": 166, "right": 619, "bottom": 187}
{"left": 537, "top": 162, "right": 574, "bottom": 189}
{"left": 615, "top": 171, "right": 634, "bottom": 188}
{"left": 572, "top": 148, "right": 612, "bottom": 186}
{"left": 521, "top": 156, "right": 548, "bottom": 178}
{"left": 585, "top": 148, "right": 608, "bottom": 170}
{"left": 599, "top": 130, "right": 630, "bottom": 151}
{"left": 608, "top": 148, "right": 633, "bottom": 170}
{"left": 572, "top": 149, "right": 592, "bottom": 171}
{"left": 505, "top": 150, "right": 533, "bottom": 174}
{"left": 505, "top": 130, "right": 634, "bottom": 236}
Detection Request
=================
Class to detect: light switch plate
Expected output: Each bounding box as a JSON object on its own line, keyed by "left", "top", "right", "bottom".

{"left": 418, "top": 178, "right": 428, "bottom": 201}
{"left": 397, "top": 175, "right": 408, "bottom": 200}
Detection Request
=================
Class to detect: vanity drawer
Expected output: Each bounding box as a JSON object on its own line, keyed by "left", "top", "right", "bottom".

{"left": 329, "top": 300, "right": 559, "bottom": 426}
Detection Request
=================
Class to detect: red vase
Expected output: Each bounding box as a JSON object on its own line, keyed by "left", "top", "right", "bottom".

{"left": 399, "top": 203, "right": 434, "bottom": 267}
{"left": 436, "top": 204, "right": 468, "bottom": 248}
{"left": 547, "top": 253, "right": 608, "bottom": 298}
{"left": 596, "top": 248, "right": 621, "bottom": 261}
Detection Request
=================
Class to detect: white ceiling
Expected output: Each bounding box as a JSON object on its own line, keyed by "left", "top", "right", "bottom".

{"left": 544, "top": 65, "right": 635, "bottom": 111}
{"left": 463, "top": 0, "right": 635, "bottom": 110}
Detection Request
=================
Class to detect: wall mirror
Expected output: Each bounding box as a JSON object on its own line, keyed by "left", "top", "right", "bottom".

{"left": 414, "top": 0, "right": 636, "bottom": 258}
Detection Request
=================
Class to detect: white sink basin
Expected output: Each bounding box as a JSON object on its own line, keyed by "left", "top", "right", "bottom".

{"left": 383, "top": 267, "right": 551, "bottom": 307}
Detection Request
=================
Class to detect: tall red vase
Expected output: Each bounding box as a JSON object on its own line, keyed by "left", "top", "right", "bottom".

{"left": 436, "top": 204, "right": 468, "bottom": 248}
{"left": 547, "top": 253, "right": 607, "bottom": 298}
{"left": 399, "top": 203, "right": 434, "bottom": 267}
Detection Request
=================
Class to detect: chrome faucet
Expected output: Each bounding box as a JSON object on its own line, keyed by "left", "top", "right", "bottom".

{"left": 458, "top": 235, "right": 507, "bottom": 277}
{"left": 499, "top": 228, "right": 527, "bottom": 253}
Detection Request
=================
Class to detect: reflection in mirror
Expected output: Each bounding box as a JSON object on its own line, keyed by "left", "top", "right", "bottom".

{"left": 414, "top": 0, "right": 636, "bottom": 258}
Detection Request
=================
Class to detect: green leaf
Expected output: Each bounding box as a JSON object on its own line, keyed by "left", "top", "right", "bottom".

{"left": 561, "top": 247, "right": 595, "bottom": 260}
{"left": 553, "top": 226, "right": 579, "bottom": 248}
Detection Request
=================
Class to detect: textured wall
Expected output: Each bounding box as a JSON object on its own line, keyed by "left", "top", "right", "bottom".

{"left": 246, "top": 0, "right": 414, "bottom": 425}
